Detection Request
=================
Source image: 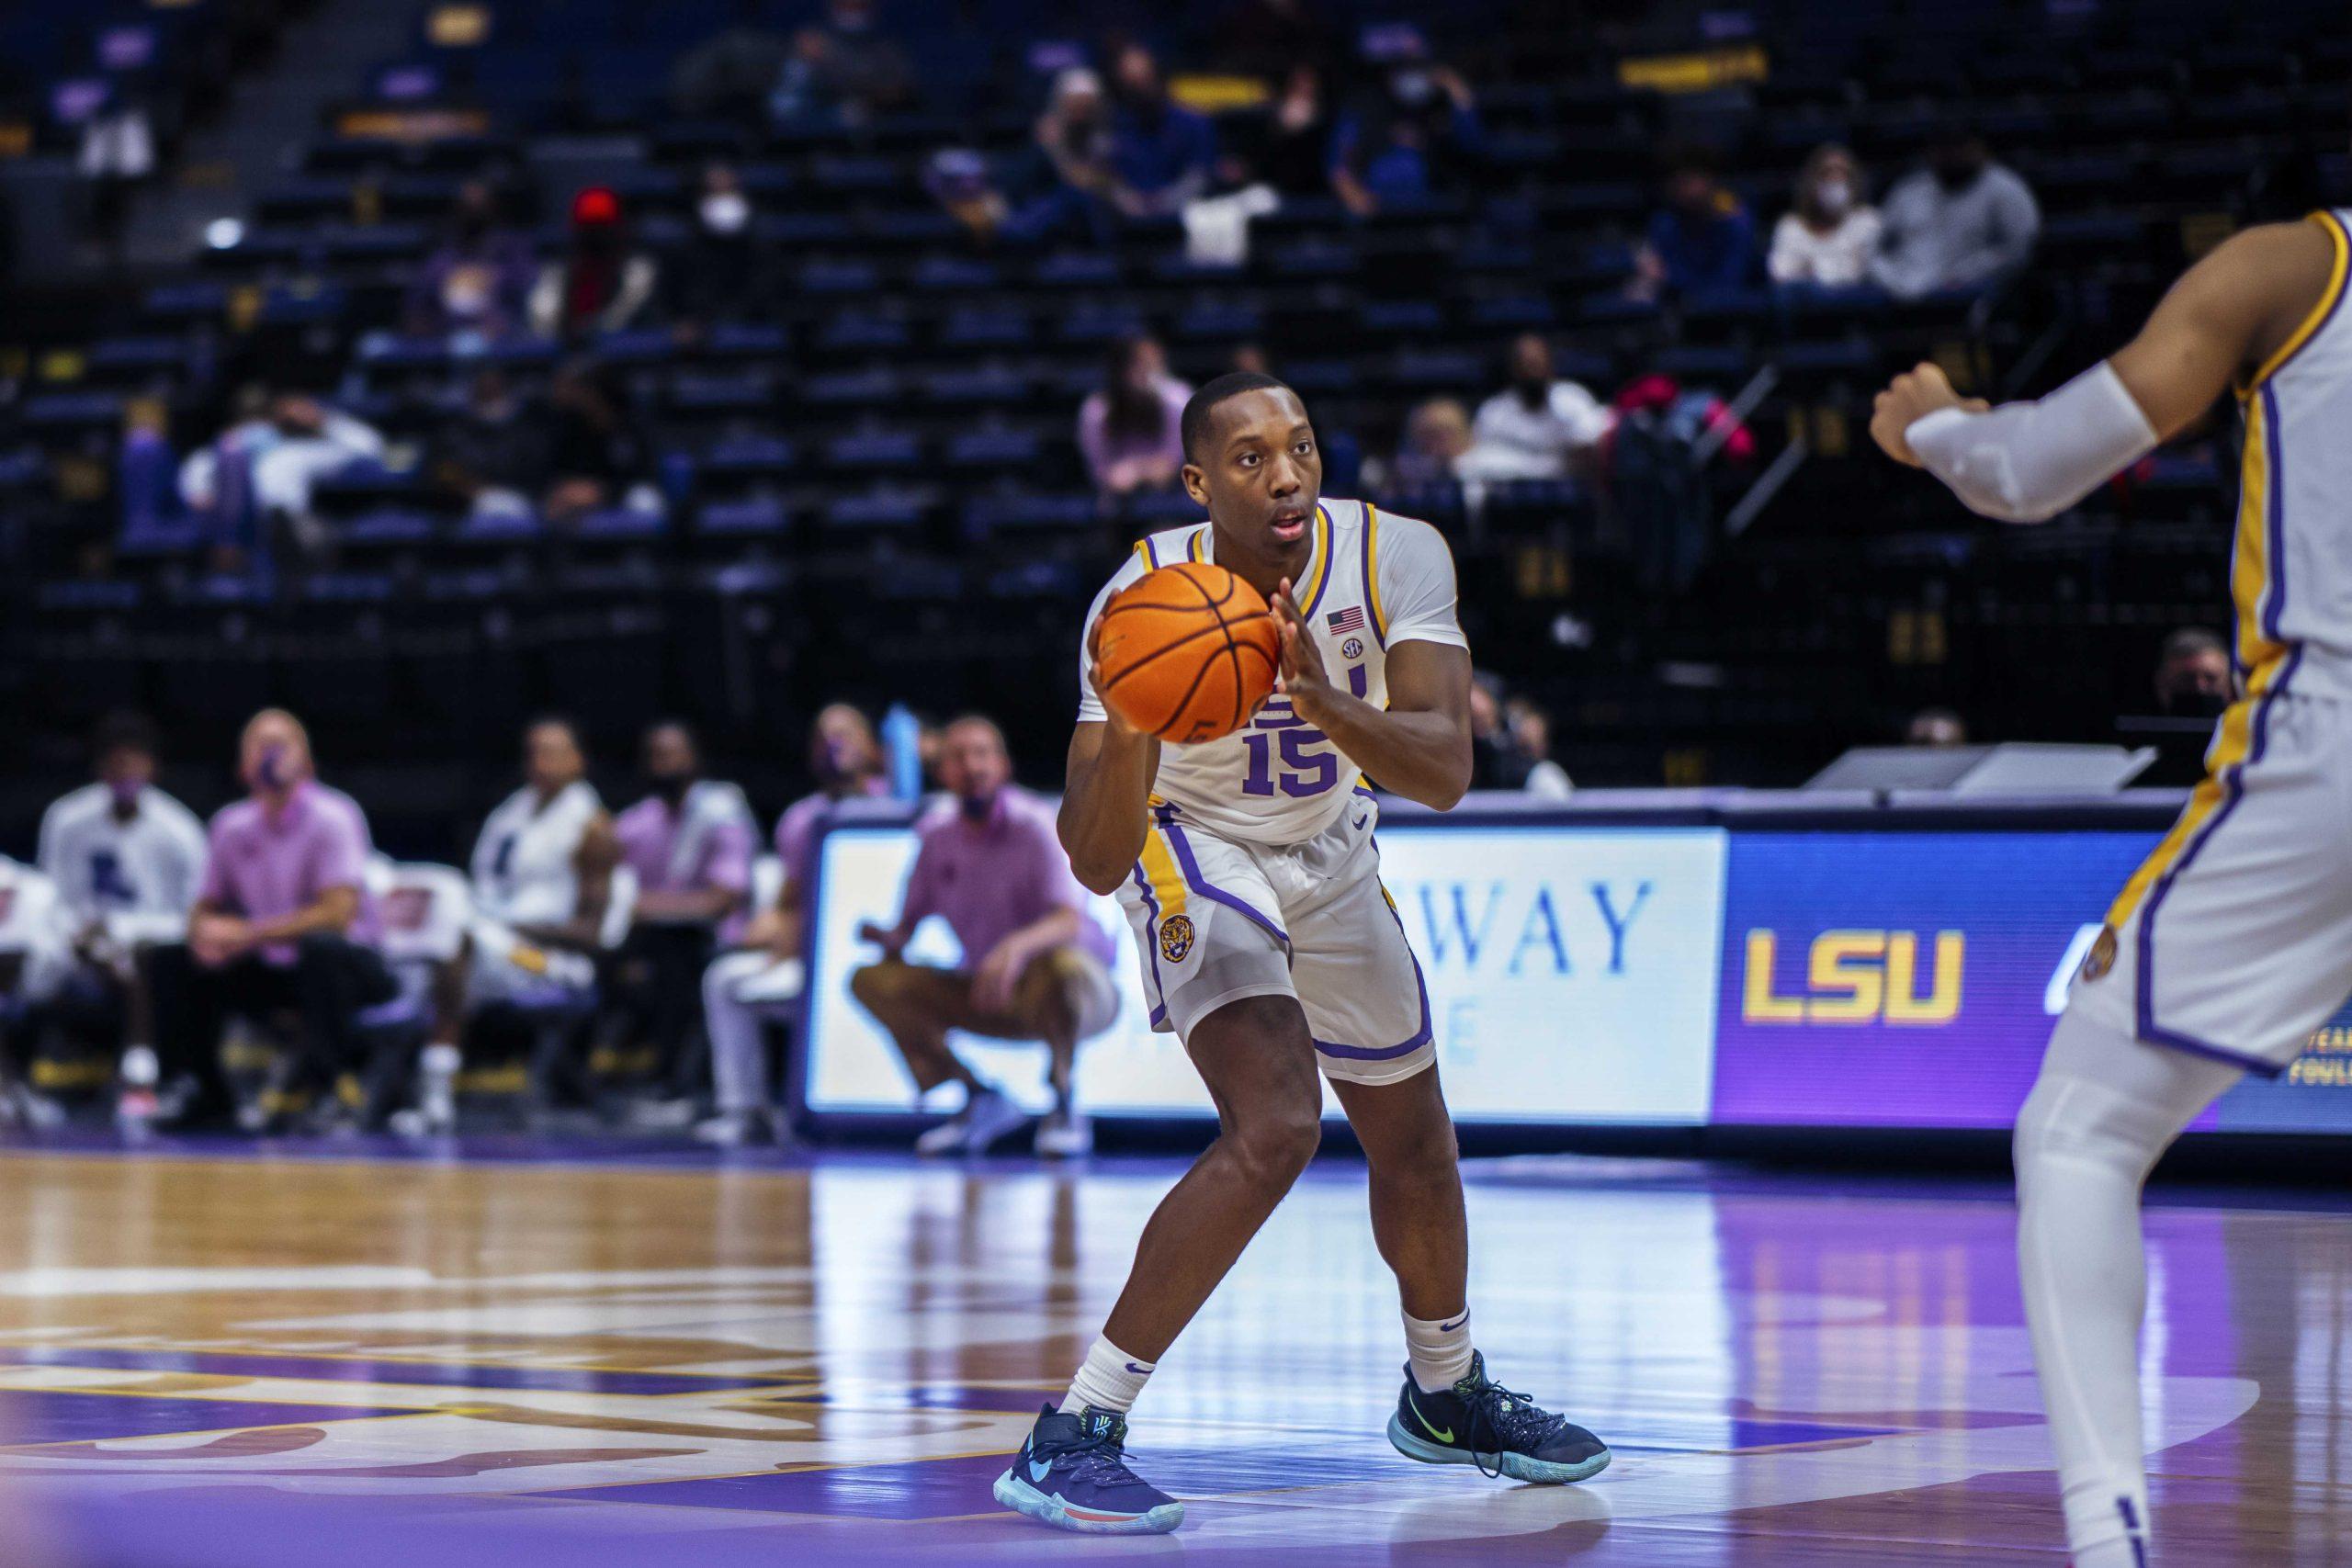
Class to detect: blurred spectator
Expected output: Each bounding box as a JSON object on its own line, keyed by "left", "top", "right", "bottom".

{"left": 1078, "top": 335, "right": 1192, "bottom": 500}
{"left": 543, "top": 360, "right": 656, "bottom": 525}
{"left": 608, "top": 722, "right": 757, "bottom": 1092}
{"left": 1018, "top": 67, "right": 1121, "bottom": 243}
{"left": 1905, "top": 707, "right": 1970, "bottom": 748}
{"left": 467, "top": 717, "right": 614, "bottom": 1011}
{"left": 529, "top": 187, "right": 659, "bottom": 341}
{"left": 1507, "top": 698, "right": 1573, "bottom": 799}
{"left": 36, "top": 712, "right": 208, "bottom": 1122}
{"left": 77, "top": 78, "right": 154, "bottom": 262}
{"left": 433, "top": 370, "right": 551, "bottom": 521}
{"left": 1368, "top": 397, "right": 1472, "bottom": 491}
{"left": 408, "top": 181, "right": 537, "bottom": 341}
{"left": 1250, "top": 66, "right": 1335, "bottom": 198}
{"left": 1606, "top": 372, "right": 1755, "bottom": 593}
{"left": 177, "top": 389, "right": 387, "bottom": 566}
{"left": 1872, "top": 125, "right": 2040, "bottom": 300}
{"left": 2154, "top": 628, "right": 2232, "bottom": 718}
{"left": 1468, "top": 671, "right": 1533, "bottom": 790}
{"left": 926, "top": 147, "right": 1009, "bottom": 245}
{"left": 0, "top": 853, "right": 71, "bottom": 1121}
{"left": 1106, "top": 43, "right": 1216, "bottom": 217}
{"left": 697, "top": 703, "right": 890, "bottom": 1147}
{"left": 1633, "top": 144, "right": 1754, "bottom": 300}
{"left": 1329, "top": 28, "right": 1481, "bottom": 216}
{"left": 769, "top": 0, "right": 913, "bottom": 129}
{"left": 667, "top": 0, "right": 790, "bottom": 119}
{"left": 118, "top": 398, "right": 185, "bottom": 545}
{"left": 147, "top": 709, "right": 396, "bottom": 1132}
{"left": 1458, "top": 334, "right": 1612, "bottom": 482}
{"left": 673, "top": 164, "right": 762, "bottom": 326}
{"left": 1769, "top": 144, "right": 1883, "bottom": 289}
{"left": 850, "top": 716, "right": 1119, "bottom": 1157}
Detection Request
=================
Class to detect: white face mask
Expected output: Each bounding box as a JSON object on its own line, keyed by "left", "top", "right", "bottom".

{"left": 1813, "top": 178, "right": 1852, "bottom": 218}
{"left": 699, "top": 192, "right": 750, "bottom": 234}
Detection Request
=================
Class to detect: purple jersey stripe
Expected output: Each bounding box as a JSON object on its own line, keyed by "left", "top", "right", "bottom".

{"left": 1164, "top": 822, "right": 1290, "bottom": 948}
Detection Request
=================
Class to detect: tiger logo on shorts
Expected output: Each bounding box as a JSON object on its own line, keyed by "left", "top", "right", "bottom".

{"left": 2079, "top": 924, "right": 2119, "bottom": 982}
{"left": 1159, "top": 915, "right": 1195, "bottom": 964}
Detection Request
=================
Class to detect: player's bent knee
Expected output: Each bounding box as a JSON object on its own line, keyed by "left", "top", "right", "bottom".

{"left": 1228, "top": 1105, "right": 1321, "bottom": 1192}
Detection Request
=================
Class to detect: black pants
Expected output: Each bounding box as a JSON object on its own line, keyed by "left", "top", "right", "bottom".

{"left": 604, "top": 922, "right": 716, "bottom": 1092}
{"left": 147, "top": 935, "right": 398, "bottom": 1115}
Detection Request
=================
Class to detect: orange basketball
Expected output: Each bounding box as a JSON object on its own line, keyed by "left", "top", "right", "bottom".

{"left": 1092, "top": 562, "right": 1282, "bottom": 744}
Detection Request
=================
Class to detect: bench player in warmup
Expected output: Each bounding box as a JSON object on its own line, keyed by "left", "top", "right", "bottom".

{"left": 1873, "top": 207, "right": 2352, "bottom": 1567}
{"left": 993, "top": 372, "right": 1611, "bottom": 1535}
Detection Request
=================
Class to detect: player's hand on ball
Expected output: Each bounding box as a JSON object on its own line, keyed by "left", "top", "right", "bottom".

{"left": 1871, "top": 362, "right": 1989, "bottom": 466}
{"left": 1271, "top": 578, "right": 1335, "bottom": 725}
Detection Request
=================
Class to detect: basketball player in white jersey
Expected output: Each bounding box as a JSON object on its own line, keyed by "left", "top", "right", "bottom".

{"left": 33, "top": 713, "right": 207, "bottom": 1117}
{"left": 468, "top": 717, "right": 616, "bottom": 1006}
{"left": 1872, "top": 207, "right": 2352, "bottom": 1567}
{"left": 995, "top": 374, "right": 1609, "bottom": 1536}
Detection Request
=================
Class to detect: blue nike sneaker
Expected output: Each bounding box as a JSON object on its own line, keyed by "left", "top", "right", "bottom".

{"left": 994, "top": 1404, "right": 1184, "bottom": 1534}
{"left": 1386, "top": 1350, "right": 1611, "bottom": 1483}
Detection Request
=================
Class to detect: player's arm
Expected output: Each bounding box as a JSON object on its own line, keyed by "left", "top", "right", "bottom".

{"left": 1870, "top": 219, "right": 2340, "bottom": 522}
{"left": 1272, "top": 585, "right": 1474, "bottom": 810}
{"left": 513, "top": 815, "right": 618, "bottom": 952}
{"left": 1059, "top": 719, "right": 1160, "bottom": 897}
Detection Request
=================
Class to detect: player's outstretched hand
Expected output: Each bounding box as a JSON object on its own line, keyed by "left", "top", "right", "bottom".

{"left": 1271, "top": 577, "right": 1335, "bottom": 726}
{"left": 1870, "top": 362, "right": 1987, "bottom": 467}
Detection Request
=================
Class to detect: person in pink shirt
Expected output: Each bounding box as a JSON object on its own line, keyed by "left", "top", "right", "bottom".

{"left": 695, "top": 702, "right": 889, "bottom": 1146}
{"left": 606, "top": 720, "right": 757, "bottom": 1093}
{"left": 146, "top": 708, "right": 396, "bottom": 1131}
{"left": 851, "top": 715, "right": 1120, "bottom": 1157}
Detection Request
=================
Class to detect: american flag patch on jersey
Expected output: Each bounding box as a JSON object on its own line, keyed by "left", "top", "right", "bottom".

{"left": 1326, "top": 606, "right": 1366, "bottom": 635}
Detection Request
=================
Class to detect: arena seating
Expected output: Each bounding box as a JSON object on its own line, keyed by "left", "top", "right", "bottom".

{"left": 1, "top": 0, "right": 2347, "bottom": 851}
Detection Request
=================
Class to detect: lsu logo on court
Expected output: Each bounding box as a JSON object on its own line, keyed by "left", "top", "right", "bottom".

{"left": 1741, "top": 929, "right": 1964, "bottom": 1025}
{"left": 1159, "top": 914, "right": 1195, "bottom": 964}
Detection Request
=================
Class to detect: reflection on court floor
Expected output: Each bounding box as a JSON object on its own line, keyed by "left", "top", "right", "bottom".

{"left": 0, "top": 1143, "right": 2338, "bottom": 1565}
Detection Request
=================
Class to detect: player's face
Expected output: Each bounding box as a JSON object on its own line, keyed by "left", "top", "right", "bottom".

{"left": 1185, "top": 388, "right": 1322, "bottom": 558}
{"left": 526, "top": 724, "right": 583, "bottom": 792}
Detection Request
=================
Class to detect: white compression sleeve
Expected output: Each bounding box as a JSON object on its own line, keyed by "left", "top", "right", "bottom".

{"left": 1905, "top": 361, "right": 2160, "bottom": 524}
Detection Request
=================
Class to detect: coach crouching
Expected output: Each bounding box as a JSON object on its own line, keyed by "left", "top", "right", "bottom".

{"left": 850, "top": 716, "right": 1119, "bottom": 1157}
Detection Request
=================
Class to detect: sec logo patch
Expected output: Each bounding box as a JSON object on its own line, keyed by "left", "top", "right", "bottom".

{"left": 2079, "top": 925, "right": 2118, "bottom": 982}
{"left": 1342, "top": 637, "right": 1364, "bottom": 660}
{"left": 1159, "top": 914, "right": 1195, "bottom": 964}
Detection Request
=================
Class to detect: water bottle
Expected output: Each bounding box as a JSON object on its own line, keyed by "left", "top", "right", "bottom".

{"left": 882, "top": 703, "right": 924, "bottom": 801}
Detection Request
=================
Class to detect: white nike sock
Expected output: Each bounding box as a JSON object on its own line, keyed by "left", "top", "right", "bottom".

{"left": 1404, "top": 1307, "right": 1475, "bottom": 1393}
{"left": 1059, "top": 1335, "right": 1154, "bottom": 1415}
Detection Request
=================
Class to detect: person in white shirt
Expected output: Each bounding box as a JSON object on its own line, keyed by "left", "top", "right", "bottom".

{"left": 468, "top": 716, "right": 617, "bottom": 1006}
{"left": 1458, "top": 333, "right": 1614, "bottom": 482}
{"left": 177, "top": 389, "right": 388, "bottom": 561}
{"left": 1769, "top": 143, "right": 1883, "bottom": 288}
{"left": 34, "top": 713, "right": 209, "bottom": 1116}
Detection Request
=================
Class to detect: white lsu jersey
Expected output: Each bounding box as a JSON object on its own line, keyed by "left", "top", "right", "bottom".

{"left": 1077, "top": 497, "right": 1469, "bottom": 847}
{"left": 470, "top": 780, "right": 604, "bottom": 927}
{"left": 2231, "top": 206, "right": 2352, "bottom": 704}
{"left": 0, "top": 857, "right": 73, "bottom": 1000}
{"left": 35, "top": 783, "right": 208, "bottom": 943}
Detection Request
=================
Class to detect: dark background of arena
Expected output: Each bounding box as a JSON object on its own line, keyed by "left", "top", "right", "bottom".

{"left": 0, "top": 0, "right": 2344, "bottom": 865}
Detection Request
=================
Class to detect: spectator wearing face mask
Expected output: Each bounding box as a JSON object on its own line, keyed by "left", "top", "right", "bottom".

{"left": 674, "top": 164, "right": 761, "bottom": 327}
{"left": 1633, "top": 143, "right": 1755, "bottom": 301}
{"left": 607, "top": 722, "right": 758, "bottom": 1093}
{"left": 1770, "top": 143, "right": 1883, "bottom": 289}
{"left": 2136, "top": 628, "right": 2233, "bottom": 786}
{"left": 1459, "top": 333, "right": 1614, "bottom": 483}
{"left": 850, "top": 716, "right": 1120, "bottom": 1158}
{"left": 1104, "top": 42, "right": 1216, "bottom": 218}
{"left": 1012, "top": 67, "right": 1122, "bottom": 244}
{"left": 695, "top": 703, "right": 891, "bottom": 1147}
{"left": 409, "top": 182, "right": 537, "bottom": 341}
{"left": 1329, "top": 28, "right": 1481, "bottom": 216}
{"left": 1871, "top": 124, "right": 2040, "bottom": 300}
